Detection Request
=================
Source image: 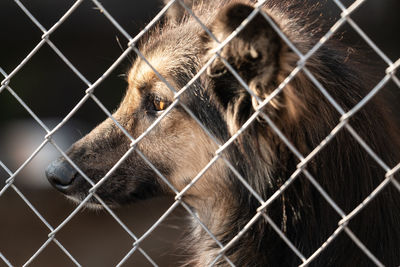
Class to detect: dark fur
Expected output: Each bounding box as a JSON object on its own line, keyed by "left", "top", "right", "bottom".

{"left": 46, "top": 1, "right": 400, "bottom": 266}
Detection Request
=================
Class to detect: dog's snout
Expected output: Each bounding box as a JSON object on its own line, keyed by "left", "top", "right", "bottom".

{"left": 45, "top": 158, "right": 77, "bottom": 193}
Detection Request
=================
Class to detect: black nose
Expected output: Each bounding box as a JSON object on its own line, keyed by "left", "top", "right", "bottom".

{"left": 45, "top": 158, "right": 77, "bottom": 193}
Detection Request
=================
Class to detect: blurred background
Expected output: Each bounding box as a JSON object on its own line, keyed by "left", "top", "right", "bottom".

{"left": 0, "top": 0, "right": 399, "bottom": 266}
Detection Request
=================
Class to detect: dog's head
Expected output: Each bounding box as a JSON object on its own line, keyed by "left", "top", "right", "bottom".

{"left": 46, "top": 2, "right": 290, "bottom": 209}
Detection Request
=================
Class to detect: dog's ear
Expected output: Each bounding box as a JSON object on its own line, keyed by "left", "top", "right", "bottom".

{"left": 163, "top": 0, "right": 198, "bottom": 23}
{"left": 202, "top": 3, "right": 295, "bottom": 132}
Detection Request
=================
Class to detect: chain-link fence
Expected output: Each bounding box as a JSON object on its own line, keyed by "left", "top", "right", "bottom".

{"left": 1, "top": 0, "right": 399, "bottom": 266}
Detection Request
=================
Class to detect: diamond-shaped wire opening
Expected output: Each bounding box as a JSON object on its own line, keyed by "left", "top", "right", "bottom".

{"left": 0, "top": 157, "right": 80, "bottom": 266}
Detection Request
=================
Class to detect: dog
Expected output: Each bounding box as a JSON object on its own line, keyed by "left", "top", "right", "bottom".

{"left": 46, "top": 1, "right": 400, "bottom": 266}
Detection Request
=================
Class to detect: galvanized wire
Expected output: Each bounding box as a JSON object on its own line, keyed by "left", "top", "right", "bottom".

{"left": 1, "top": 0, "right": 399, "bottom": 266}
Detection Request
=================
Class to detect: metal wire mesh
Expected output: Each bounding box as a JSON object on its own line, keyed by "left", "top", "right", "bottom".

{"left": 1, "top": 0, "right": 399, "bottom": 266}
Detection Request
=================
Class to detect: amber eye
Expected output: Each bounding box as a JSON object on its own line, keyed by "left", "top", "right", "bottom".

{"left": 153, "top": 98, "right": 167, "bottom": 111}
